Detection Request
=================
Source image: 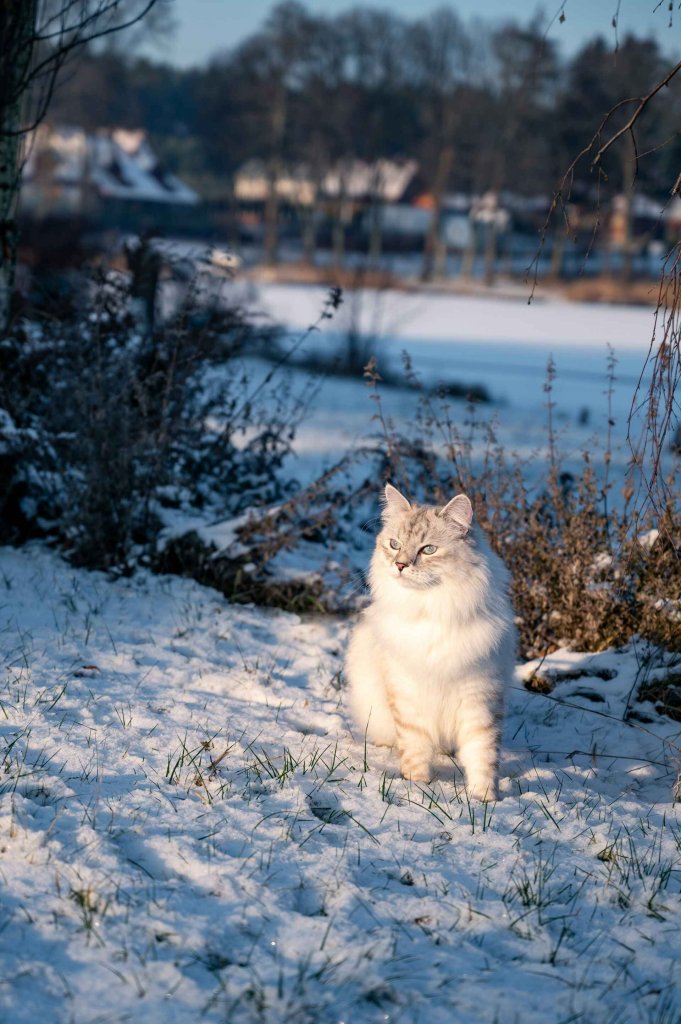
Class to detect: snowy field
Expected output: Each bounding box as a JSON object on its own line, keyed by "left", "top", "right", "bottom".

{"left": 1, "top": 546, "right": 681, "bottom": 1024}
{"left": 225, "top": 282, "right": 664, "bottom": 489}
{"left": 2, "top": 287, "right": 680, "bottom": 1022}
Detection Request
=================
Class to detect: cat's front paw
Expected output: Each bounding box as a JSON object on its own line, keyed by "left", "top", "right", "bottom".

{"left": 466, "top": 779, "right": 499, "bottom": 802}
{"left": 400, "top": 754, "right": 432, "bottom": 784}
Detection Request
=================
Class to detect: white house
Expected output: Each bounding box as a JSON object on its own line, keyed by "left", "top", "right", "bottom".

{"left": 21, "top": 124, "right": 199, "bottom": 218}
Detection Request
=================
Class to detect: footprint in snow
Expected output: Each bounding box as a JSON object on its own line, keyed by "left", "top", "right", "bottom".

{"left": 286, "top": 715, "right": 327, "bottom": 737}
{"left": 306, "top": 791, "right": 349, "bottom": 827}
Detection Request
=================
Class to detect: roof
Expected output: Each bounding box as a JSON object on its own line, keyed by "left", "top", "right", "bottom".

{"left": 322, "top": 159, "right": 418, "bottom": 202}
{"left": 234, "top": 158, "right": 418, "bottom": 206}
{"left": 22, "top": 124, "right": 199, "bottom": 207}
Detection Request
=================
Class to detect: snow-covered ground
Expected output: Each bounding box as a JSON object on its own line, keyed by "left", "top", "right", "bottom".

{"left": 255, "top": 281, "right": 657, "bottom": 351}
{"left": 223, "top": 282, "right": 664, "bottom": 489}
{"left": 2, "top": 545, "right": 681, "bottom": 1024}
{"left": 2, "top": 286, "right": 679, "bottom": 1021}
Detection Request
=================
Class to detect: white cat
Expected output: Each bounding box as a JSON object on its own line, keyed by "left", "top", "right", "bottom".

{"left": 346, "top": 483, "right": 516, "bottom": 800}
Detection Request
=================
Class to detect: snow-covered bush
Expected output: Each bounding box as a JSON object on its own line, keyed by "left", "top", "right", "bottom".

{"left": 0, "top": 272, "right": 299, "bottom": 570}
{"left": 234, "top": 355, "right": 681, "bottom": 658}
{"left": 2, "top": 279, "right": 678, "bottom": 660}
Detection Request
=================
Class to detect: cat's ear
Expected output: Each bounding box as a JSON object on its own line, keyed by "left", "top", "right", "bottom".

{"left": 439, "top": 494, "right": 473, "bottom": 535}
{"left": 382, "top": 483, "right": 411, "bottom": 519}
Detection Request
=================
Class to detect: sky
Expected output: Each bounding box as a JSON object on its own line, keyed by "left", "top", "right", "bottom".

{"left": 148, "top": 0, "right": 681, "bottom": 67}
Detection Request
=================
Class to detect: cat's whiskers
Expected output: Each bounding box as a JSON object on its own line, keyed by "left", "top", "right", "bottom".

{"left": 345, "top": 571, "right": 370, "bottom": 598}
{"left": 361, "top": 515, "right": 383, "bottom": 530}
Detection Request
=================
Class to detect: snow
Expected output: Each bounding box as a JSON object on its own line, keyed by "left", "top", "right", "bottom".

{"left": 251, "top": 282, "right": 657, "bottom": 350}
{"left": 212, "top": 282, "right": 667, "bottom": 494}
{"left": 156, "top": 507, "right": 252, "bottom": 558}
{"left": 3, "top": 280, "right": 680, "bottom": 1019}
{"left": 2, "top": 544, "right": 681, "bottom": 1023}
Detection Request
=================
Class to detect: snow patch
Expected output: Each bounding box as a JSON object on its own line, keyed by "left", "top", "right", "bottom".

{"left": 1, "top": 546, "right": 680, "bottom": 1023}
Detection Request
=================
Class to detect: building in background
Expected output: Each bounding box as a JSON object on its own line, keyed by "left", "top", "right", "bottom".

{"left": 21, "top": 124, "right": 200, "bottom": 239}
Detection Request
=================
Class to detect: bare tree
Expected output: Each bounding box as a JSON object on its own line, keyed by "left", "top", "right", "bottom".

{"left": 406, "top": 9, "right": 474, "bottom": 282}
{"left": 229, "top": 2, "right": 316, "bottom": 267}
{"left": 0, "top": 0, "right": 162, "bottom": 329}
{"left": 533, "top": 39, "right": 681, "bottom": 514}
{"left": 489, "top": 20, "right": 560, "bottom": 196}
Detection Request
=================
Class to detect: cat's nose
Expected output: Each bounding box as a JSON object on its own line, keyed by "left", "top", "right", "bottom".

{"left": 395, "top": 561, "right": 408, "bottom": 572}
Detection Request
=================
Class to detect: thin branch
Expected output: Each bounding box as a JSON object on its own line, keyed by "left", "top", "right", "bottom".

{"left": 25, "top": 0, "right": 159, "bottom": 91}
{"left": 1, "top": 1, "right": 160, "bottom": 138}
{"left": 591, "top": 59, "right": 681, "bottom": 169}
{"left": 526, "top": 100, "right": 629, "bottom": 302}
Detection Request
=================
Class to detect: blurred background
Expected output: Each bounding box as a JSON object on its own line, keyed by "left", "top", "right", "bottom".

{"left": 13, "top": 0, "right": 681, "bottom": 296}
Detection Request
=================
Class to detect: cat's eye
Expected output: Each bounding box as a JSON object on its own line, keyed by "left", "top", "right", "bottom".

{"left": 389, "top": 538, "right": 401, "bottom": 550}
{"left": 421, "top": 544, "right": 438, "bottom": 555}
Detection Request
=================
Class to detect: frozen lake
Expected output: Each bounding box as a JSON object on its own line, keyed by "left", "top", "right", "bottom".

{"left": 230, "top": 283, "right": 665, "bottom": 489}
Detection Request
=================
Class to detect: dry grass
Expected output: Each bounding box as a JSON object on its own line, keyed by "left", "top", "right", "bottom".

{"left": 244, "top": 261, "right": 401, "bottom": 291}
{"left": 245, "top": 262, "right": 665, "bottom": 308}
{"left": 235, "top": 352, "right": 681, "bottom": 659}
{"left": 558, "top": 276, "right": 661, "bottom": 306}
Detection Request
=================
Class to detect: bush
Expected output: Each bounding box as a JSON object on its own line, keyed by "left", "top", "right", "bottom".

{"left": 237, "top": 353, "right": 681, "bottom": 658}
{"left": 0, "top": 269, "right": 301, "bottom": 570}
{"left": 2, "top": 274, "right": 678, "bottom": 663}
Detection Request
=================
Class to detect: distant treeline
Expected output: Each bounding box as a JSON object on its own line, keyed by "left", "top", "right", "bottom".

{"left": 45, "top": 1, "right": 680, "bottom": 268}
{"left": 49, "top": 4, "right": 679, "bottom": 192}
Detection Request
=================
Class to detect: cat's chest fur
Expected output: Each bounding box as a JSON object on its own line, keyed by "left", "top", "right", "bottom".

{"left": 367, "top": 582, "right": 505, "bottom": 684}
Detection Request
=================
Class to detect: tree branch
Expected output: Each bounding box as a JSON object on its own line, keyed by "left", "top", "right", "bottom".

{"left": 590, "top": 59, "right": 681, "bottom": 169}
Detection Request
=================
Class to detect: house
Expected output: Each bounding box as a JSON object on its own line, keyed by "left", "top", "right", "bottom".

{"left": 322, "top": 159, "right": 418, "bottom": 204}
{"left": 21, "top": 124, "right": 199, "bottom": 226}
{"left": 233, "top": 157, "right": 418, "bottom": 209}
{"left": 233, "top": 159, "right": 316, "bottom": 206}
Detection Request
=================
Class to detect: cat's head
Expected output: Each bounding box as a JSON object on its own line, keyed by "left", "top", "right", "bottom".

{"left": 374, "top": 483, "right": 474, "bottom": 590}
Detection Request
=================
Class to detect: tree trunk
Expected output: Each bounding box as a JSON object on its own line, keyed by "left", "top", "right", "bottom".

{"left": 227, "top": 176, "right": 240, "bottom": 253}
{"left": 264, "top": 159, "right": 280, "bottom": 267}
{"left": 483, "top": 220, "right": 497, "bottom": 286}
{"left": 550, "top": 230, "right": 565, "bottom": 279}
{"left": 367, "top": 165, "right": 383, "bottom": 268}
{"left": 460, "top": 218, "right": 476, "bottom": 278}
{"left": 333, "top": 175, "right": 347, "bottom": 269}
{"left": 620, "top": 134, "right": 636, "bottom": 284}
{"left": 264, "top": 81, "right": 286, "bottom": 268}
{"left": 434, "top": 234, "right": 447, "bottom": 279}
{"left": 421, "top": 143, "right": 453, "bottom": 282}
{"left": 0, "top": 1, "right": 38, "bottom": 330}
{"left": 368, "top": 198, "right": 383, "bottom": 268}
{"left": 332, "top": 207, "right": 345, "bottom": 268}
{"left": 301, "top": 194, "right": 319, "bottom": 266}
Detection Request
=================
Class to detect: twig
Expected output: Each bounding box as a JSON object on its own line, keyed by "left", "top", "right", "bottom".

{"left": 231, "top": 287, "right": 342, "bottom": 424}
{"left": 591, "top": 60, "right": 681, "bottom": 170}
{"left": 514, "top": 685, "right": 681, "bottom": 758}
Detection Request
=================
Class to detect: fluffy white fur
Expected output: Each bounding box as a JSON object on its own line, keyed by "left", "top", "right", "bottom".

{"left": 346, "top": 483, "right": 516, "bottom": 800}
